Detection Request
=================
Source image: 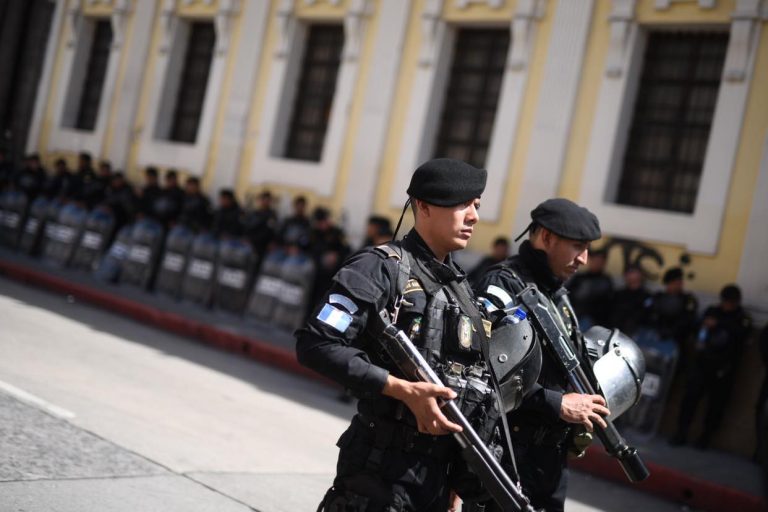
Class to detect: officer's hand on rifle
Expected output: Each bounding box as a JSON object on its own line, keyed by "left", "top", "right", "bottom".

{"left": 382, "top": 375, "right": 463, "bottom": 435}
{"left": 559, "top": 393, "right": 611, "bottom": 432}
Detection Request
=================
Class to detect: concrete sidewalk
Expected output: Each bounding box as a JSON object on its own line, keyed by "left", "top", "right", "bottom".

{"left": 0, "top": 248, "right": 765, "bottom": 512}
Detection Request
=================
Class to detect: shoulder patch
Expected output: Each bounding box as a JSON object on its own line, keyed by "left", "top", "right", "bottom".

{"left": 329, "top": 293, "right": 359, "bottom": 314}
{"left": 403, "top": 279, "right": 423, "bottom": 295}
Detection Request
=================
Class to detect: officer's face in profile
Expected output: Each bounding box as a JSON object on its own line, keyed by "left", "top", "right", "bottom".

{"left": 539, "top": 229, "right": 589, "bottom": 280}
{"left": 416, "top": 198, "right": 480, "bottom": 258}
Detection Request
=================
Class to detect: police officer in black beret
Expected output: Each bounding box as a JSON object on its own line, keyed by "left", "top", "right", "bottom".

{"left": 475, "top": 198, "right": 611, "bottom": 512}
{"left": 297, "top": 158, "right": 510, "bottom": 511}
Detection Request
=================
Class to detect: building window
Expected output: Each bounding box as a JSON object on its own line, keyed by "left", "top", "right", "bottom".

{"left": 284, "top": 24, "right": 344, "bottom": 162}
{"left": 615, "top": 31, "right": 728, "bottom": 214}
{"left": 75, "top": 19, "right": 113, "bottom": 131}
{"left": 169, "top": 21, "right": 216, "bottom": 144}
{"left": 432, "top": 28, "right": 509, "bottom": 169}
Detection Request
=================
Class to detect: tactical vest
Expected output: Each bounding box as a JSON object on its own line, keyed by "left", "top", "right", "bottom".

{"left": 367, "top": 242, "right": 499, "bottom": 442}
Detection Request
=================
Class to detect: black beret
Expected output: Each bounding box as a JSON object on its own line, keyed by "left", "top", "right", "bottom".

{"left": 531, "top": 198, "right": 601, "bottom": 241}
{"left": 407, "top": 158, "right": 487, "bottom": 206}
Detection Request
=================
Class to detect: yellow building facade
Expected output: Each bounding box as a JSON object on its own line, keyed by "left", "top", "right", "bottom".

{"left": 29, "top": 0, "right": 768, "bottom": 324}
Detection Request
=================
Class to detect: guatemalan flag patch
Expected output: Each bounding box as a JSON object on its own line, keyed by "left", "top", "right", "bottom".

{"left": 317, "top": 303, "right": 353, "bottom": 333}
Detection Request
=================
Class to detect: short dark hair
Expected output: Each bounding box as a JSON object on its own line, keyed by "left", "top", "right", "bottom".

{"left": 145, "top": 166, "right": 158, "bottom": 177}
{"left": 720, "top": 284, "right": 741, "bottom": 303}
{"left": 312, "top": 206, "right": 330, "bottom": 221}
{"left": 219, "top": 189, "right": 235, "bottom": 200}
{"left": 493, "top": 236, "right": 510, "bottom": 247}
{"left": 165, "top": 169, "right": 178, "bottom": 180}
{"left": 186, "top": 177, "right": 200, "bottom": 186}
{"left": 79, "top": 152, "right": 92, "bottom": 162}
{"left": 294, "top": 195, "right": 307, "bottom": 206}
{"left": 662, "top": 267, "right": 684, "bottom": 284}
{"left": 259, "top": 190, "right": 272, "bottom": 199}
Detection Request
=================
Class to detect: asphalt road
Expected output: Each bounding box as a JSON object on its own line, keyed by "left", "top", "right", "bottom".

{"left": 0, "top": 275, "right": 689, "bottom": 511}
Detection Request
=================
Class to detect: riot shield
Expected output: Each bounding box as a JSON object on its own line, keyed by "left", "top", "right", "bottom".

{"left": 18, "top": 196, "right": 50, "bottom": 255}
{"left": 620, "top": 328, "right": 678, "bottom": 437}
{"left": 43, "top": 203, "right": 87, "bottom": 266}
{"left": 272, "top": 251, "right": 315, "bottom": 330}
{"left": 94, "top": 224, "right": 133, "bottom": 283}
{"left": 120, "top": 218, "right": 165, "bottom": 289}
{"left": 181, "top": 232, "right": 218, "bottom": 306}
{"left": 70, "top": 209, "right": 115, "bottom": 271}
{"left": 0, "top": 190, "right": 28, "bottom": 248}
{"left": 214, "top": 238, "right": 256, "bottom": 313}
{"left": 155, "top": 224, "right": 195, "bottom": 299}
{"left": 246, "top": 248, "right": 286, "bottom": 322}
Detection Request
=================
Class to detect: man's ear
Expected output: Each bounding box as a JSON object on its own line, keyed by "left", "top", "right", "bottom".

{"left": 540, "top": 227, "right": 553, "bottom": 248}
{"left": 414, "top": 199, "right": 430, "bottom": 217}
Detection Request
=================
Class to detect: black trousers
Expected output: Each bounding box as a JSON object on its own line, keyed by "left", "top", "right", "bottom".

{"left": 323, "top": 416, "right": 454, "bottom": 512}
{"left": 514, "top": 442, "right": 569, "bottom": 512}
{"left": 676, "top": 367, "right": 734, "bottom": 443}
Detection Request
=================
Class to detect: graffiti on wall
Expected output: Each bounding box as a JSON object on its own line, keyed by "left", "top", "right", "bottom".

{"left": 599, "top": 237, "right": 694, "bottom": 283}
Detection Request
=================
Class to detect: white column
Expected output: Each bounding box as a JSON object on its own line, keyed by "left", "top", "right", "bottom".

{"left": 388, "top": 0, "right": 453, "bottom": 208}
{"left": 340, "top": 0, "right": 410, "bottom": 247}
{"left": 208, "top": 0, "right": 270, "bottom": 194}
{"left": 481, "top": 0, "right": 545, "bottom": 222}
{"left": 27, "top": 0, "right": 67, "bottom": 154}
{"left": 510, "top": 0, "right": 595, "bottom": 239}
{"left": 110, "top": 0, "right": 157, "bottom": 170}
{"left": 737, "top": 135, "right": 768, "bottom": 323}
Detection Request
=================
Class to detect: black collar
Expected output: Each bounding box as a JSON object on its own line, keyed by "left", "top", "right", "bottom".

{"left": 518, "top": 240, "right": 564, "bottom": 293}
{"left": 403, "top": 229, "right": 466, "bottom": 285}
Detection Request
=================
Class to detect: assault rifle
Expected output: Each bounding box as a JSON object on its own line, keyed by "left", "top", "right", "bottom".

{"left": 376, "top": 310, "right": 535, "bottom": 512}
{"left": 515, "top": 286, "right": 650, "bottom": 482}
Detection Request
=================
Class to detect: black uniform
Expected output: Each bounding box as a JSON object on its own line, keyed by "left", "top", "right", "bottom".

{"left": 756, "top": 325, "right": 768, "bottom": 465}
{"left": 179, "top": 192, "right": 212, "bottom": 232}
{"left": 674, "top": 304, "right": 752, "bottom": 447}
{"left": 242, "top": 206, "right": 277, "bottom": 259}
{"left": 296, "top": 230, "right": 498, "bottom": 511}
{"left": 476, "top": 240, "right": 576, "bottom": 511}
{"left": 643, "top": 290, "right": 698, "bottom": 347}
{"left": 610, "top": 285, "right": 651, "bottom": 337}
{"left": 153, "top": 185, "right": 186, "bottom": 226}
{"left": 566, "top": 270, "right": 614, "bottom": 329}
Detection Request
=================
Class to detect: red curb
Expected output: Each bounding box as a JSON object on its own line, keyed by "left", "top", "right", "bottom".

{"left": 0, "top": 258, "right": 333, "bottom": 388}
{"left": 1, "top": 257, "right": 764, "bottom": 510}
{"left": 571, "top": 446, "right": 766, "bottom": 512}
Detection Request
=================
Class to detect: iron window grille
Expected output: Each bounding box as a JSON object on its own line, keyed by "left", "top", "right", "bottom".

{"left": 433, "top": 28, "right": 510, "bottom": 170}
{"left": 75, "top": 19, "right": 113, "bottom": 131}
{"left": 284, "top": 24, "right": 345, "bottom": 162}
{"left": 615, "top": 31, "right": 729, "bottom": 214}
{"left": 169, "top": 21, "right": 216, "bottom": 144}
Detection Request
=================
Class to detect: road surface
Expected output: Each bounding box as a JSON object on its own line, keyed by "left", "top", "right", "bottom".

{"left": 0, "top": 276, "right": 689, "bottom": 511}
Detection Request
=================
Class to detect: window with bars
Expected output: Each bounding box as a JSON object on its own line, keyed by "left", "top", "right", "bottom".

{"left": 284, "top": 24, "right": 344, "bottom": 162}
{"left": 75, "top": 19, "right": 112, "bottom": 131}
{"left": 169, "top": 21, "right": 216, "bottom": 144}
{"left": 615, "top": 31, "right": 728, "bottom": 214}
{"left": 432, "top": 28, "right": 509, "bottom": 169}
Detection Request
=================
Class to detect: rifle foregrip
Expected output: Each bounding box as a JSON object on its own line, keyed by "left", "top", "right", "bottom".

{"left": 617, "top": 446, "right": 650, "bottom": 482}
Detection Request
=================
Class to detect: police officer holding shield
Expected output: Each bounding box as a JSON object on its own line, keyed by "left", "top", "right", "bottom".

{"left": 475, "top": 198, "right": 611, "bottom": 512}
{"left": 296, "top": 158, "right": 531, "bottom": 511}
